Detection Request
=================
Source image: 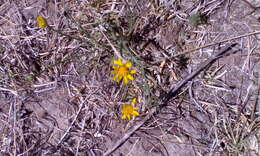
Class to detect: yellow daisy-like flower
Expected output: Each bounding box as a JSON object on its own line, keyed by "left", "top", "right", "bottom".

{"left": 36, "top": 16, "right": 48, "bottom": 28}
{"left": 111, "top": 58, "right": 137, "bottom": 84}
{"left": 121, "top": 98, "right": 140, "bottom": 120}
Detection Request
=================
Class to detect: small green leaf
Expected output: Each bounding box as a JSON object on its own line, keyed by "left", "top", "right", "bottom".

{"left": 188, "top": 13, "right": 208, "bottom": 26}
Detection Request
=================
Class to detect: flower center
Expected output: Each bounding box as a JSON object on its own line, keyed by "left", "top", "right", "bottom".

{"left": 123, "top": 105, "right": 134, "bottom": 114}
{"left": 118, "top": 66, "right": 128, "bottom": 76}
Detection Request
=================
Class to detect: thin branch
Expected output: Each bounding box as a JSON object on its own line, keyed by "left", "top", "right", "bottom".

{"left": 163, "top": 43, "right": 238, "bottom": 103}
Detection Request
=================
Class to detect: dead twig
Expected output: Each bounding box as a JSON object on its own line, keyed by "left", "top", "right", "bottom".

{"left": 163, "top": 43, "right": 238, "bottom": 103}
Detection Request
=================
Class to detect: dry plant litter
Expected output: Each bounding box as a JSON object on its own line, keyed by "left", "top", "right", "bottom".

{"left": 0, "top": 0, "right": 259, "bottom": 156}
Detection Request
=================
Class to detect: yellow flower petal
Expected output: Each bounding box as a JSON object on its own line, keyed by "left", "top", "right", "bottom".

{"left": 125, "top": 61, "right": 132, "bottom": 68}
{"left": 131, "top": 98, "right": 137, "bottom": 105}
{"left": 112, "top": 66, "right": 118, "bottom": 69}
{"left": 121, "top": 115, "right": 126, "bottom": 119}
{"left": 133, "top": 111, "right": 139, "bottom": 116}
{"left": 127, "top": 74, "right": 134, "bottom": 80}
{"left": 111, "top": 70, "right": 116, "bottom": 74}
{"left": 111, "top": 75, "right": 117, "bottom": 80}
{"left": 130, "top": 70, "right": 137, "bottom": 74}
{"left": 127, "top": 115, "right": 131, "bottom": 120}
{"left": 123, "top": 76, "right": 128, "bottom": 84}
{"left": 36, "top": 16, "right": 48, "bottom": 28}
{"left": 113, "top": 58, "right": 123, "bottom": 65}
{"left": 117, "top": 75, "right": 123, "bottom": 82}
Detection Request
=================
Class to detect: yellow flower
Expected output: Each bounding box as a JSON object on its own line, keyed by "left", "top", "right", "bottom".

{"left": 36, "top": 16, "right": 48, "bottom": 28}
{"left": 111, "top": 58, "right": 137, "bottom": 84}
{"left": 121, "top": 98, "right": 140, "bottom": 120}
